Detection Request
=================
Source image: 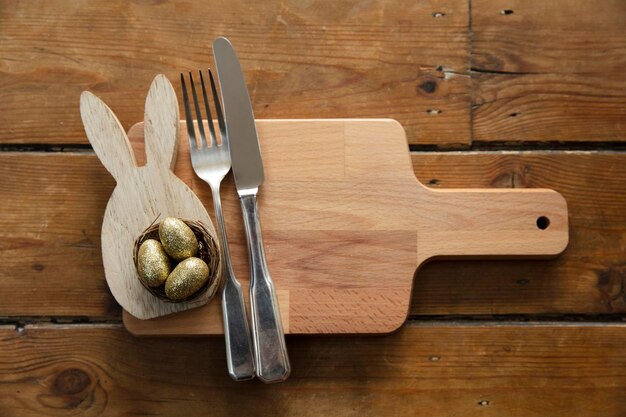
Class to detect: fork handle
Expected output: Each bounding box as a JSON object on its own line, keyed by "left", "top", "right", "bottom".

{"left": 240, "top": 193, "right": 290, "bottom": 383}
{"left": 211, "top": 186, "right": 255, "bottom": 381}
{"left": 221, "top": 273, "right": 255, "bottom": 380}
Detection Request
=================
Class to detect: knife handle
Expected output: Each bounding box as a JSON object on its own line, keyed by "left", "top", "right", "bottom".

{"left": 239, "top": 193, "right": 290, "bottom": 383}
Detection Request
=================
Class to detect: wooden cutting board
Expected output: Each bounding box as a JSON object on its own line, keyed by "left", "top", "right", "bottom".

{"left": 123, "top": 119, "right": 568, "bottom": 335}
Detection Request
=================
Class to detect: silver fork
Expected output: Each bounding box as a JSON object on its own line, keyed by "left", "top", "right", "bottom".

{"left": 181, "top": 70, "right": 255, "bottom": 381}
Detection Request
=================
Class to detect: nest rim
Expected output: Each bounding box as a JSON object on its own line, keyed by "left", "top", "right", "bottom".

{"left": 133, "top": 218, "right": 222, "bottom": 303}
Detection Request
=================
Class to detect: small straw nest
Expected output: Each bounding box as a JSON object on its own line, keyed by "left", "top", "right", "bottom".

{"left": 132, "top": 219, "right": 222, "bottom": 303}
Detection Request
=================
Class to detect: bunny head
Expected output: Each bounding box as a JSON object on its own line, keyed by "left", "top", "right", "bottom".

{"left": 80, "top": 75, "right": 219, "bottom": 319}
{"left": 80, "top": 74, "right": 179, "bottom": 179}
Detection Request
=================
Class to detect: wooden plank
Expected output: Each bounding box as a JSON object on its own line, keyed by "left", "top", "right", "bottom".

{"left": 472, "top": 73, "right": 626, "bottom": 142}
{"left": 471, "top": 0, "right": 626, "bottom": 142}
{"left": 0, "top": 0, "right": 469, "bottom": 146}
{"left": 0, "top": 151, "right": 623, "bottom": 319}
{"left": 0, "top": 153, "right": 118, "bottom": 318}
{"left": 0, "top": 323, "right": 624, "bottom": 416}
{"left": 472, "top": 0, "right": 626, "bottom": 74}
{"left": 411, "top": 151, "right": 626, "bottom": 315}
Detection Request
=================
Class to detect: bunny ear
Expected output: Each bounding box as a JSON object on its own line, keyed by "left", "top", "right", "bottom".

{"left": 80, "top": 91, "right": 137, "bottom": 181}
{"left": 144, "top": 75, "right": 180, "bottom": 170}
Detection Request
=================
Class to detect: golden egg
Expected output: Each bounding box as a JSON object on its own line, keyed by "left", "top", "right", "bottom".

{"left": 137, "top": 239, "right": 171, "bottom": 287}
{"left": 159, "top": 217, "right": 198, "bottom": 261}
{"left": 165, "top": 257, "right": 210, "bottom": 301}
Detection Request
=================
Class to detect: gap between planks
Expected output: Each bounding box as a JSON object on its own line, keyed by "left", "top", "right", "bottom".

{"left": 2, "top": 316, "right": 624, "bottom": 332}
{"left": 2, "top": 143, "right": 626, "bottom": 154}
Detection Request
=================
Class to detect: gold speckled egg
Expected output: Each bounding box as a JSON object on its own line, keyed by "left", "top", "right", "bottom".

{"left": 137, "top": 239, "right": 171, "bottom": 287}
{"left": 159, "top": 217, "right": 198, "bottom": 261}
{"left": 165, "top": 257, "right": 209, "bottom": 301}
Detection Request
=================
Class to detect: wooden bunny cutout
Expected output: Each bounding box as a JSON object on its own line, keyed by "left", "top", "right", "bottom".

{"left": 80, "top": 74, "right": 219, "bottom": 319}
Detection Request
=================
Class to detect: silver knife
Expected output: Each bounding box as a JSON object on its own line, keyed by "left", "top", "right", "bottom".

{"left": 213, "top": 36, "right": 290, "bottom": 383}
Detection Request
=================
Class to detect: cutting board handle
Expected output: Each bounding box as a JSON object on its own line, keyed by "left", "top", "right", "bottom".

{"left": 416, "top": 186, "right": 569, "bottom": 263}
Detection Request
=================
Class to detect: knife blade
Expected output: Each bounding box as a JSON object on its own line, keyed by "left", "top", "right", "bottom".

{"left": 213, "top": 36, "right": 291, "bottom": 384}
{"left": 212, "top": 36, "right": 264, "bottom": 195}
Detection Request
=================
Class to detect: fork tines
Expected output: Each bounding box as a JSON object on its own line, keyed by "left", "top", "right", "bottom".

{"left": 180, "top": 69, "right": 225, "bottom": 150}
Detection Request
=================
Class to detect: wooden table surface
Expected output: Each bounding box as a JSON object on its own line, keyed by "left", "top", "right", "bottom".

{"left": 1, "top": 1, "right": 625, "bottom": 415}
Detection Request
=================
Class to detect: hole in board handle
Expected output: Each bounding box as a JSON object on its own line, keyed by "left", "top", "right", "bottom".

{"left": 536, "top": 216, "right": 550, "bottom": 230}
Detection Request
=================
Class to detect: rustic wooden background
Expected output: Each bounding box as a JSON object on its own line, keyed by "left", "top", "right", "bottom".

{"left": 1, "top": 0, "right": 625, "bottom": 415}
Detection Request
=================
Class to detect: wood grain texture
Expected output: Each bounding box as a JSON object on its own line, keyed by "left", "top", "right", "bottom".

{"left": 1, "top": 1, "right": 624, "bottom": 412}
{"left": 0, "top": 0, "right": 469, "bottom": 146}
{"left": 1, "top": 324, "right": 625, "bottom": 416}
{"left": 123, "top": 120, "right": 566, "bottom": 335}
{"left": 471, "top": 0, "right": 626, "bottom": 142}
{"left": 1, "top": 151, "right": 622, "bottom": 319}
{"left": 81, "top": 75, "right": 220, "bottom": 319}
